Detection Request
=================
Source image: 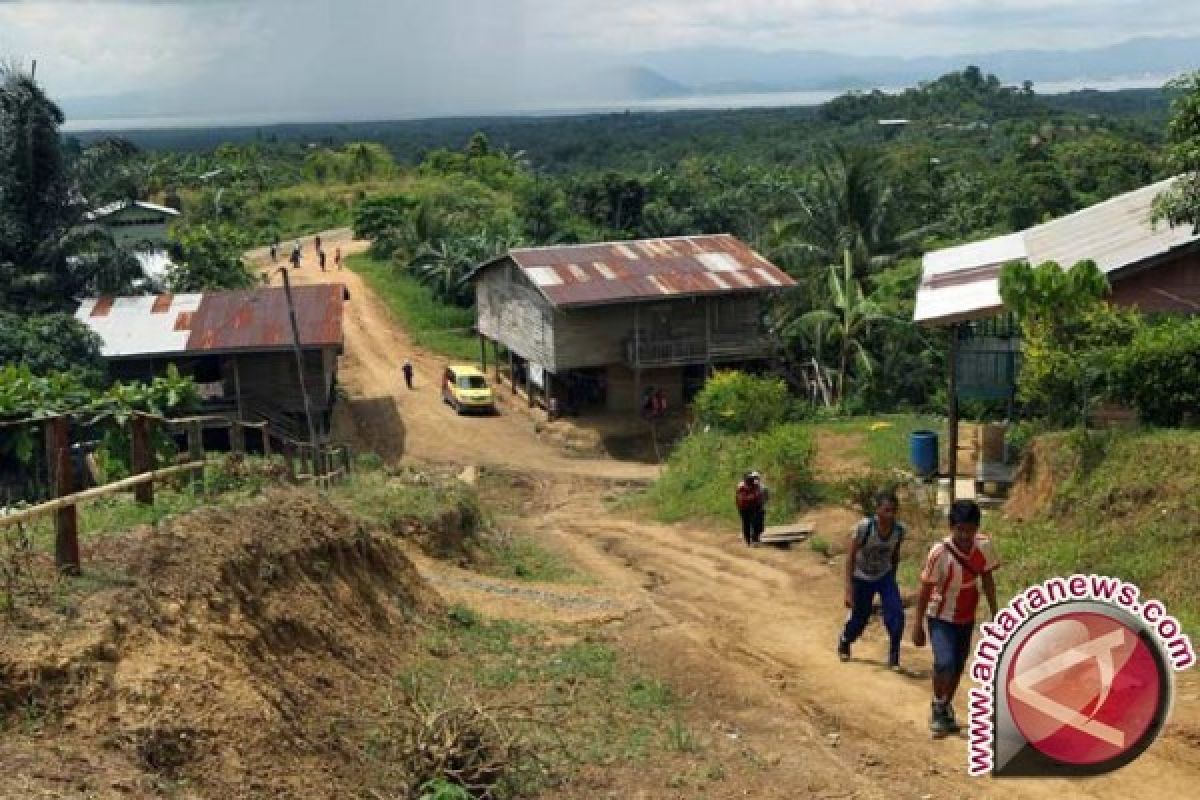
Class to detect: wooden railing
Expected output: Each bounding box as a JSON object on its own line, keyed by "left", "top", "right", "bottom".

{"left": 0, "top": 411, "right": 353, "bottom": 576}
{"left": 623, "top": 332, "right": 775, "bottom": 368}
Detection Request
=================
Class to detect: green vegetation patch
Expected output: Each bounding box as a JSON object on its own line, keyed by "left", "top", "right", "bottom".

{"left": 359, "top": 607, "right": 698, "bottom": 797}
{"left": 809, "top": 413, "right": 944, "bottom": 472}
{"left": 346, "top": 254, "right": 477, "bottom": 361}
{"left": 990, "top": 429, "right": 1200, "bottom": 631}
{"left": 644, "top": 423, "right": 817, "bottom": 524}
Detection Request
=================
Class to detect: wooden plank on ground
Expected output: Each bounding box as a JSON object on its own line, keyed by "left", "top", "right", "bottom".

{"left": 760, "top": 524, "right": 814, "bottom": 544}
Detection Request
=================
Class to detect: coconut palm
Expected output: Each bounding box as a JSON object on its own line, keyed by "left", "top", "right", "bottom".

{"left": 788, "top": 250, "right": 892, "bottom": 405}
{"left": 777, "top": 145, "right": 927, "bottom": 282}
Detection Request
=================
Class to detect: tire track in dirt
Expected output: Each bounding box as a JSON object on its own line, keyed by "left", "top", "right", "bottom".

{"left": 536, "top": 492, "right": 1200, "bottom": 800}
{"left": 255, "top": 230, "right": 1200, "bottom": 800}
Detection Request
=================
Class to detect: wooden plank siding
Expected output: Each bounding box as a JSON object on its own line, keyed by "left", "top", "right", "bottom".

{"left": 1111, "top": 250, "right": 1200, "bottom": 315}
{"left": 476, "top": 263, "right": 557, "bottom": 369}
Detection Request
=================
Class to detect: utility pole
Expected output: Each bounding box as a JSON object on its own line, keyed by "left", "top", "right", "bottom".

{"left": 276, "top": 268, "right": 322, "bottom": 482}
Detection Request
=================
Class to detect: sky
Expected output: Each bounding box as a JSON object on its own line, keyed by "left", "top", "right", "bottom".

{"left": 1, "top": 0, "right": 1198, "bottom": 120}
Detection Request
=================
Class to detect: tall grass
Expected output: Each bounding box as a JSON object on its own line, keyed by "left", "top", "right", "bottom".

{"left": 645, "top": 424, "right": 818, "bottom": 524}
{"left": 989, "top": 429, "right": 1200, "bottom": 631}
{"left": 346, "top": 254, "right": 478, "bottom": 361}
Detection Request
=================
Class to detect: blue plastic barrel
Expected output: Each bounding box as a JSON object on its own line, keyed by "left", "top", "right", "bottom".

{"left": 910, "top": 430, "right": 939, "bottom": 478}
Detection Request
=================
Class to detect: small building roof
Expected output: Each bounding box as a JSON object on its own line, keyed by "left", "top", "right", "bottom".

{"left": 85, "top": 200, "right": 181, "bottom": 221}
{"left": 914, "top": 178, "right": 1200, "bottom": 326}
{"left": 471, "top": 234, "right": 795, "bottom": 309}
{"left": 76, "top": 284, "right": 345, "bottom": 359}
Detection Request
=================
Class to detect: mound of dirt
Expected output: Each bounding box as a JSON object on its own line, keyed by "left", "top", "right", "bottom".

{"left": 0, "top": 489, "right": 440, "bottom": 799}
{"left": 1004, "top": 436, "right": 1078, "bottom": 521}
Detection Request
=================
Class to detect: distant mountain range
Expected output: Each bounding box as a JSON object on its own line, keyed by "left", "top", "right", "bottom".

{"left": 631, "top": 36, "right": 1200, "bottom": 96}
{"left": 59, "top": 35, "right": 1199, "bottom": 125}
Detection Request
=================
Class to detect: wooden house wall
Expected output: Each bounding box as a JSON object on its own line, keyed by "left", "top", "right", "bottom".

{"left": 232, "top": 349, "right": 337, "bottom": 413}
{"left": 553, "top": 294, "right": 761, "bottom": 370}
{"left": 1112, "top": 251, "right": 1200, "bottom": 315}
{"left": 476, "top": 262, "right": 557, "bottom": 369}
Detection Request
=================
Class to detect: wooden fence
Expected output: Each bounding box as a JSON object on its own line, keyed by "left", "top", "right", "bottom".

{"left": 0, "top": 411, "right": 353, "bottom": 576}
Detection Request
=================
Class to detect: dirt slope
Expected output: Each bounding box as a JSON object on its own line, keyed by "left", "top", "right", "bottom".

{"left": 249, "top": 230, "right": 1200, "bottom": 798}
{"left": 0, "top": 490, "right": 438, "bottom": 799}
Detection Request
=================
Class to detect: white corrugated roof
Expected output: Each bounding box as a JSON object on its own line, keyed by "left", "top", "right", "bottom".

{"left": 86, "top": 200, "right": 181, "bottom": 221}
{"left": 75, "top": 294, "right": 202, "bottom": 358}
{"left": 915, "top": 177, "right": 1199, "bottom": 325}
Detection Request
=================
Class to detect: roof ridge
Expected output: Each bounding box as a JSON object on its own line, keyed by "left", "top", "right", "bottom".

{"left": 510, "top": 233, "right": 733, "bottom": 253}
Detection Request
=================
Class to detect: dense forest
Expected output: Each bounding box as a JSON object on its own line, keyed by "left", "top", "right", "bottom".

{"left": 5, "top": 65, "right": 1199, "bottom": 421}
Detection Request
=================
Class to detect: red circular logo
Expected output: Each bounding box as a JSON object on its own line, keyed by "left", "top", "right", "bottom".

{"left": 1006, "top": 611, "right": 1165, "bottom": 766}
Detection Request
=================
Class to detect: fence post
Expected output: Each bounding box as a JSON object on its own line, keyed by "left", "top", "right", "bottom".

{"left": 131, "top": 415, "right": 154, "bottom": 505}
{"left": 187, "top": 420, "right": 204, "bottom": 493}
{"left": 230, "top": 421, "right": 246, "bottom": 455}
{"left": 262, "top": 427, "right": 273, "bottom": 459}
{"left": 284, "top": 441, "right": 297, "bottom": 482}
{"left": 47, "top": 416, "right": 80, "bottom": 576}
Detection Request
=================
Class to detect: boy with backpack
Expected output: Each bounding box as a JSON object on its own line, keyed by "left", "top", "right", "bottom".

{"left": 838, "top": 489, "right": 906, "bottom": 670}
{"left": 734, "top": 471, "right": 767, "bottom": 546}
{"left": 912, "top": 499, "right": 1000, "bottom": 736}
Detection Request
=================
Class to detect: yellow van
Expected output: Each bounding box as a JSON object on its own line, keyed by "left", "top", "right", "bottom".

{"left": 441, "top": 365, "right": 495, "bottom": 414}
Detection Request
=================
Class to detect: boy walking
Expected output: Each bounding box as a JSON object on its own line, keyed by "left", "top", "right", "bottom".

{"left": 912, "top": 499, "right": 1000, "bottom": 736}
{"left": 401, "top": 359, "right": 414, "bottom": 390}
{"left": 838, "top": 490, "right": 906, "bottom": 669}
{"left": 734, "top": 471, "right": 767, "bottom": 546}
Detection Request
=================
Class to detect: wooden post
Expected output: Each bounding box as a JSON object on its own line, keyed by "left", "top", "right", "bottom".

{"left": 527, "top": 363, "right": 535, "bottom": 408}
{"left": 230, "top": 421, "right": 246, "bottom": 455}
{"left": 262, "top": 428, "right": 273, "bottom": 459}
{"left": 131, "top": 415, "right": 154, "bottom": 505}
{"left": 479, "top": 334, "right": 487, "bottom": 372}
{"left": 284, "top": 441, "right": 297, "bottom": 482}
{"left": 509, "top": 349, "right": 516, "bottom": 394}
{"left": 233, "top": 357, "right": 245, "bottom": 422}
{"left": 493, "top": 340, "right": 501, "bottom": 381}
{"left": 187, "top": 420, "right": 204, "bottom": 493}
{"left": 47, "top": 416, "right": 80, "bottom": 576}
{"left": 947, "top": 323, "right": 960, "bottom": 503}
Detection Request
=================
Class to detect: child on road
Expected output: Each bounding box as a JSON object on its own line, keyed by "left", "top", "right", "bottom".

{"left": 912, "top": 499, "right": 1000, "bottom": 736}
{"left": 838, "top": 490, "right": 906, "bottom": 670}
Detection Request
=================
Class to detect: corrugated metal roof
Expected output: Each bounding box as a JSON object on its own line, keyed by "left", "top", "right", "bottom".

{"left": 914, "top": 178, "right": 1200, "bottom": 326}
{"left": 85, "top": 200, "right": 181, "bottom": 221}
{"left": 75, "top": 285, "right": 345, "bottom": 359}
{"left": 77, "top": 293, "right": 203, "bottom": 358}
{"left": 185, "top": 285, "right": 344, "bottom": 353}
{"left": 475, "top": 234, "right": 795, "bottom": 308}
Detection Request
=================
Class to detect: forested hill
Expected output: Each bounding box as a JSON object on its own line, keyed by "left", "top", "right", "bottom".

{"left": 66, "top": 72, "right": 1170, "bottom": 171}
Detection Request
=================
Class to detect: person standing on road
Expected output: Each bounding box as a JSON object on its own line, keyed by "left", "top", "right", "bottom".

{"left": 319, "top": 249, "right": 327, "bottom": 272}
{"left": 401, "top": 360, "right": 414, "bottom": 390}
{"left": 269, "top": 242, "right": 278, "bottom": 262}
{"left": 912, "top": 499, "right": 1000, "bottom": 736}
{"left": 335, "top": 246, "right": 342, "bottom": 270}
{"left": 289, "top": 243, "right": 301, "bottom": 269}
{"left": 314, "top": 234, "right": 322, "bottom": 255}
{"left": 735, "top": 471, "right": 767, "bottom": 546}
{"left": 838, "top": 489, "right": 906, "bottom": 670}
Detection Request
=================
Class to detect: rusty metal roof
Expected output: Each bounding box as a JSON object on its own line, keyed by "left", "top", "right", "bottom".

{"left": 76, "top": 285, "right": 345, "bottom": 358}
{"left": 475, "top": 234, "right": 795, "bottom": 308}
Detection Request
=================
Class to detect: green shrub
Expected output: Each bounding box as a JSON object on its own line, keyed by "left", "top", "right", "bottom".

{"left": 646, "top": 423, "right": 816, "bottom": 524}
{"left": 692, "top": 371, "right": 790, "bottom": 434}
{"left": 1108, "top": 316, "right": 1200, "bottom": 427}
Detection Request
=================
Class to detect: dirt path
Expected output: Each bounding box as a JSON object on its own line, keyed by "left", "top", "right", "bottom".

{"left": 245, "top": 231, "right": 657, "bottom": 483}
{"left": 248, "top": 230, "right": 1200, "bottom": 797}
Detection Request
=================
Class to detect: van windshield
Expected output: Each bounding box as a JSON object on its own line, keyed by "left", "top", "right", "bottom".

{"left": 458, "top": 375, "right": 487, "bottom": 390}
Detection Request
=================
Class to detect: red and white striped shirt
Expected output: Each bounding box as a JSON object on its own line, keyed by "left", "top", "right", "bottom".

{"left": 920, "top": 536, "right": 1000, "bottom": 624}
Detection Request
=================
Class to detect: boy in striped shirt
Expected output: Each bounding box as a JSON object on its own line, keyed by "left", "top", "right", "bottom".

{"left": 912, "top": 499, "right": 1000, "bottom": 736}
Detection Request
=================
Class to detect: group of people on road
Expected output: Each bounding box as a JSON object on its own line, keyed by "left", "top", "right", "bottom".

{"left": 270, "top": 235, "right": 342, "bottom": 272}
{"left": 734, "top": 476, "right": 998, "bottom": 737}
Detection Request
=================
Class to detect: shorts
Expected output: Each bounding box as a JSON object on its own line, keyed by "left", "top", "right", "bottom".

{"left": 928, "top": 617, "right": 974, "bottom": 677}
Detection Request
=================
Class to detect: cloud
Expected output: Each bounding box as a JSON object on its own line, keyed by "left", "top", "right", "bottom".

{"left": 1, "top": 0, "right": 1197, "bottom": 120}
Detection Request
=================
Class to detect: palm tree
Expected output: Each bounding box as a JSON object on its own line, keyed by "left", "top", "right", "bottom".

{"left": 789, "top": 250, "right": 891, "bottom": 405}
{"left": 777, "top": 145, "right": 925, "bottom": 282}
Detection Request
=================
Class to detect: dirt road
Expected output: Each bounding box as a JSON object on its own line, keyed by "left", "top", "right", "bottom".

{"left": 249, "top": 231, "right": 1200, "bottom": 798}
{"left": 246, "top": 231, "right": 656, "bottom": 483}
